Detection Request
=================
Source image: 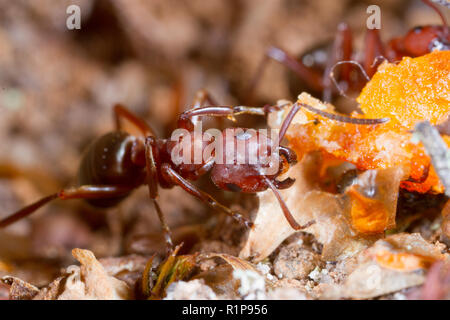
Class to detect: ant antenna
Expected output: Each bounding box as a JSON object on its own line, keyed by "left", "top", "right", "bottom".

{"left": 329, "top": 60, "right": 371, "bottom": 101}
{"left": 278, "top": 102, "right": 389, "bottom": 143}
{"left": 301, "top": 103, "right": 389, "bottom": 125}
{"left": 423, "top": 0, "right": 448, "bottom": 29}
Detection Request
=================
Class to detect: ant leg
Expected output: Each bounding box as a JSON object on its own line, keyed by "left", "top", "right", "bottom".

{"left": 145, "top": 137, "right": 159, "bottom": 199}
{"left": 363, "top": 29, "right": 385, "bottom": 78}
{"left": 144, "top": 137, "right": 174, "bottom": 252}
{"left": 323, "top": 23, "right": 353, "bottom": 101}
{"left": 422, "top": 0, "right": 448, "bottom": 29}
{"left": 245, "top": 46, "right": 324, "bottom": 104}
{"left": 264, "top": 176, "right": 314, "bottom": 230}
{"left": 160, "top": 163, "right": 253, "bottom": 228}
{"left": 0, "top": 185, "right": 133, "bottom": 228}
{"left": 114, "top": 104, "right": 156, "bottom": 136}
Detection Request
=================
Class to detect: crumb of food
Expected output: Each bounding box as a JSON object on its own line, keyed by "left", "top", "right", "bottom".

{"left": 357, "top": 51, "right": 450, "bottom": 129}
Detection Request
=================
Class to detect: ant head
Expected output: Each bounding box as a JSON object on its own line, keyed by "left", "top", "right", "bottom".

{"left": 403, "top": 26, "right": 450, "bottom": 57}
{"left": 404, "top": 0, "right": 450, "bottom": 56}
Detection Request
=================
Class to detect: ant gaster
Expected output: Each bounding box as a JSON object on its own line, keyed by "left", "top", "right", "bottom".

{"left": 0, "top": 90, "right": 388, "bottom": 252}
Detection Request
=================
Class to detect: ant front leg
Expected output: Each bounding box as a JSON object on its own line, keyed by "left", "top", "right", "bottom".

{"left": 245, "top": 46, "right": 324, "bottom": 104}
{"left": 0, "top": 185, "right": 134, "bottom": 228}
{"left": 160, "top": 163, "right": 253, "bottom": 228}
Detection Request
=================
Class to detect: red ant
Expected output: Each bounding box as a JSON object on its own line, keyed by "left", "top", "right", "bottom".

{"left": 246, "top": 0, "right": 450, "bottom": 103}
{"left": 0, "top": 90, "right": 388, "bottom": 253}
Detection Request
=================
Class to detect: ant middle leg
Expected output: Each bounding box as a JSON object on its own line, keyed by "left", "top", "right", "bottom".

{"left": 245, "top": 46, "right": 324, "bottom": 104}
{"left": 160, "top": 163, "right": 253, "bottom": 228}
{"left": 0, "top": 185, "right": 134, "bottom": 228}
{"left": 144, "top": 137, "right": 174, "bottom": 253}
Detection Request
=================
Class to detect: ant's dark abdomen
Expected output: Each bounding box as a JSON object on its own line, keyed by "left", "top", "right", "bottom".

{"left": 78, "top": 131, "right": 145, "bottom": 207}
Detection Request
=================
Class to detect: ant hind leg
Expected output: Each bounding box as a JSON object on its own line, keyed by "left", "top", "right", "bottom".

{"left": 0, "top": 185, "right": 134, "bottom": 228}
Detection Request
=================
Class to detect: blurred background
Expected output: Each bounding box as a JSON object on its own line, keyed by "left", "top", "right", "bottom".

{"left": 0, "top": 0, "right": 448, "bottom": 288}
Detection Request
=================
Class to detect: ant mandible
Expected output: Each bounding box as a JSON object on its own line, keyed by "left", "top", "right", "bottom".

{"left": 0, "top": 90, "right": 388, "bottom": 253}
{"left": 246, "top": 0, "right": 450, "bottom": 103}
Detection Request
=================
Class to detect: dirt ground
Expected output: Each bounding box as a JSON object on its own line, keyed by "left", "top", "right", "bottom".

{"left": 0, "top": 0, "right": 449, "bottom": 300}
